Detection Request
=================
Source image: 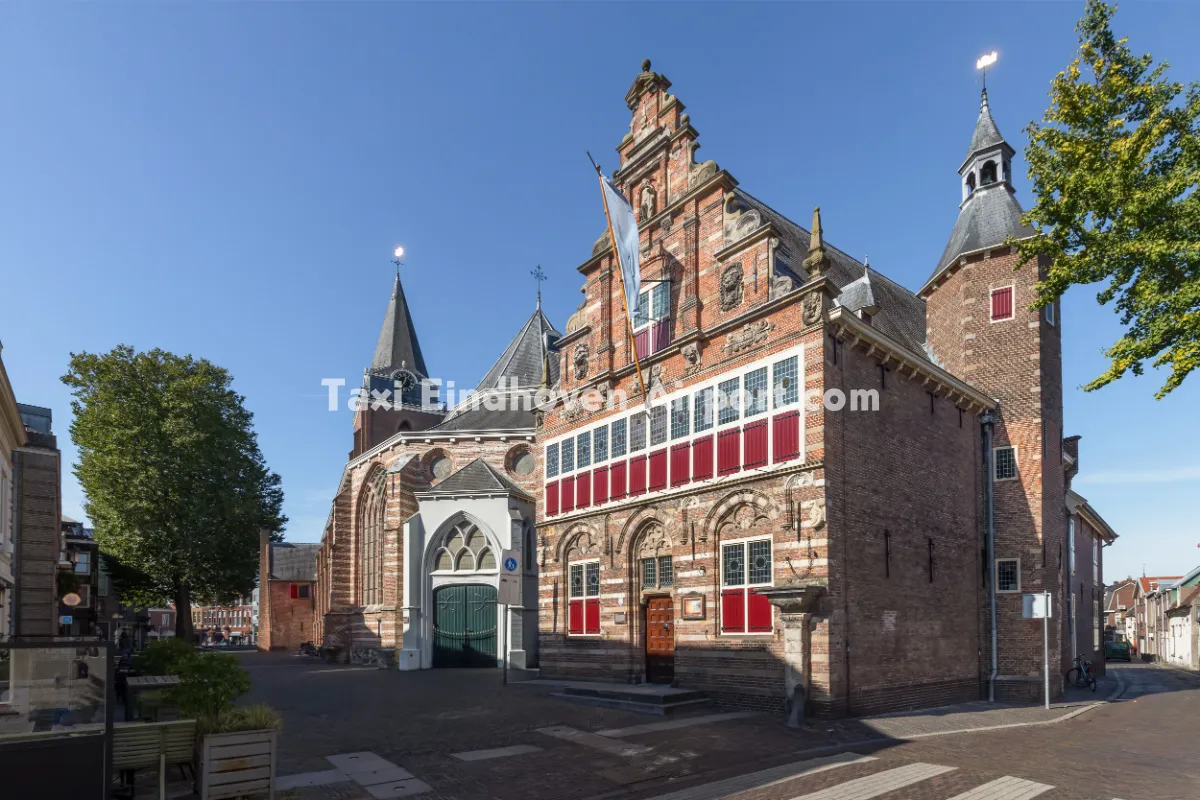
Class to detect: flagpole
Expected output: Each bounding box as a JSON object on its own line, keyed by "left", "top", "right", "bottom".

{"left": 592, "top": 159, "right": 649, "bottom": 400}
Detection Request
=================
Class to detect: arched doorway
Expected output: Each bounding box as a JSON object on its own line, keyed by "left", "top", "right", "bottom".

{"left": 432, "top": 584, "right": 497, "bottom": 667}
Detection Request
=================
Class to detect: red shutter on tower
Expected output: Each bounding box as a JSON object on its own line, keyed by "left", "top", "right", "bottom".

{"left": 634, "top": 328, "right": 650, "bottom": 360}
{"left": 648, "top": 449, "right": 668, "bottom": 492}
{"left": 568, "top": 600, "right": 583, "bottom": 635}
{"left": 546, "top": 481, "right": 559, "bottom": 516}
{"left": 629, "top": 455, "right": 647, "bottom": 496}
{"left": 718, "top": 428, "right": 741, "bottom": 476}
{"left": 991, "top": 287, "right": 1013, "bottom": 320}
{"left": 692, "top": 435, "right": 714, "bottom": 481}
{"left": 593, "top": 466, "right": 609, "bottom": 506}
{"left": 584, "top": 599, "right": 601, "bottom": 634}
{"left": 772, "top": 411, "right": 801, "bottom": 463}
{"left": 576, "top": 471, "right": 591, "bottom": 509}
{"left": 744, "top": 420, "right": 768, "bottom": 469}
{"left": 721, "top": 589, "right": 745, "bottom": 633}
{"left": 610, "top": 461, "right": 627, "bottom": 501}
{"left": 561, "top": 478, "right": 575, "bottom": 513}
{"left": 748, "top": 589, "right": 773, "bottom": 632}
{"left": 670, "top": 442, "right": 691, "bottom": 487}
{"left": 290, "top": 584, "right": 298, "bottom": 599}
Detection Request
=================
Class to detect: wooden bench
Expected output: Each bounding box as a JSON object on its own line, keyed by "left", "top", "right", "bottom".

{"left": 112, "top": 719, "right": 197, "bottom": 800}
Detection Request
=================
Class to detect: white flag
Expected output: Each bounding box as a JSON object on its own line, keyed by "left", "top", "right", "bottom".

{"left": 599, "top": 174, "right": 642, "bottom": 321}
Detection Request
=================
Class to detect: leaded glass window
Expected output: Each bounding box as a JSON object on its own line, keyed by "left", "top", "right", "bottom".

{"left": 642, "top": 557, "right": 657, "bottom": 587}
{"left": 748, "top": 539, "right": 772, "bottom": 584}
{"left": 773, "top": 356, "right": 799, "bottom": 408}
{"left": 722, "top": 543, "right": 744, "bottom": 587}
{"left": 577, "top": 432, "right": 591, "bottom": 468}
{"left": 630, "top": 413, "right": 647, "bottom": 451}
{"left": 671, "top": 396, "right": 689, "bottom": 440}
{"left": 611, "top": 418, "right": 628, "bottom": 457}
{"left": 718, "top": 378, "right": 740, "bottom": 425}
{"left": 650, "top": 406, "right": 668, "bottom": 446}
{"left": 745, "top": 367, "right": 768, "bottom": 417}
{"left": 694, "top": 386, "right": 714, "bottom": 432}
{"left": 570, "top": 563, "right": 584, "bottom": 598}
{"left": 657, "top": 556, "right": 673, "bottom": 587}
{"left": 561, "top": 438, "right": 575, "bottom": 472}
{"left": 586, "top": 562, "right": 600, "bottom": 597}
{"left": 593, "top": 425, "right": 609, "bottom": 463}
{"left": 546, "top": 443, "right": 560, "bottom": 478}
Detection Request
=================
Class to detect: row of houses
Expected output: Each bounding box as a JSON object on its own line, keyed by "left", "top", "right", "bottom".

{"left": 1105, "top": 567, "right": 1200, "bottom": 669}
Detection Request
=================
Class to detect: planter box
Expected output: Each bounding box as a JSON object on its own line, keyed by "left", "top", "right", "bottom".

{"left": 198, "top": 729, "right": 277, "bottom": 800}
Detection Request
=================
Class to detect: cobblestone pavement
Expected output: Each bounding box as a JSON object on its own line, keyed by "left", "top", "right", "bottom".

{"left": 242, "top": 654, "right": 1197, "bottom": 800}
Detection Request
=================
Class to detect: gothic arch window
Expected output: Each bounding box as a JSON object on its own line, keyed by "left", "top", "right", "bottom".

{"left": 359, "top": 470, "right": 386, "bottom": 605}
{"left": 432, "top": 521, "right": 497, "bottom": 573}
{"left": 965, "top": 172, "right": 976, "bottom": 195}
{"left": 980, "top": 160, "right": 998, "bottom": 186}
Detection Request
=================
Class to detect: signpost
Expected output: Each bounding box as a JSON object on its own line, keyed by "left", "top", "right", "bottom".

{"left": 499, "top": 550, "right": 520, "bottom": 685}
{"left": 1023, "top": 591, "right": 1053, "bottom": 709}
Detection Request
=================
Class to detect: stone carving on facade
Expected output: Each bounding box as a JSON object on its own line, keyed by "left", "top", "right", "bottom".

{"left": 648, "top": 362, "right": 664, "bottom": 393}
{"left": 592, "top": 231, "right": 611, "bottom": 258}
{"left": 718, "top": 503, "right": 771, "bottom": 542}
{"left": 723, "top": 194, "right": 763, "bottom": 245}
{"left": 686, "top": 140, "right": 718, "bottom": 188}
{"left": 771, "top": 275, "right": 796, "bottom": 301}
{"left": 661, "top": 214, "right": 673, "bottom": 234}
{"left": 565, "top": 528, "right": 600, "bottom": 561}
{"left": 565, "top": 303, "right": 587, "bottom": 335}
{"left": 681, "top": 342, "right": 702, "bottom": 376}
{"left": 638, "top": 522, "right": 671, "bottom": 558}
{"left": 802, "top": 498, "right": 826, "bottom": 530}
{"left": 801, "top": 291, "right": 824, "bottom": 325}
{"left": 720, "top": 263, "right": 744, "bottom": 311}
{"left": 640, "top": 183, "right": 656, "bottom": 222}
{"left": 572, "top": 342, "right": 590, "bottom": 381}
{"left": 723, "top": 319, "right": 774, "bottom": 356}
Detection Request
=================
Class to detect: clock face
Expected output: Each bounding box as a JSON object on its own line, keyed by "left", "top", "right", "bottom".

{"left": 392, "top": 370, "right": 416, "bottom": 391}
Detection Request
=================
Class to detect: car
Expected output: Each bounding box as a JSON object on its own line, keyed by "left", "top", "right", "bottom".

{"left": 1104, "top": 640, "right": 1132, "bottom": 662}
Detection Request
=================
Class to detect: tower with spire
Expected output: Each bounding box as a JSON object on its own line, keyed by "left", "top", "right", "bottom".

{"left": 351, "top": 272, "right": 446, "bottom": 458}
{"left": 921, "top": 88, "right": 1068, "bottom": 702}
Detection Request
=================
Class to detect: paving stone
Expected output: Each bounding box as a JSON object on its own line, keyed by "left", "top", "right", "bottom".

{"left": 278, "top": 769, "right": 351, "bottom": 789}
{"left": 352, "top": 766, "right": 417, "bottom": 785}
{"left": 363, "top": 778, "right": 433, "bottom": 799}
{"left": 327, "top": 752, "right": 397, "bottom": 774}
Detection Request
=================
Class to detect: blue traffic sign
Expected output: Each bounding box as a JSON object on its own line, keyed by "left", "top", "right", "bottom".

{"left": 503, "top": 556, "right": 519, "bottom": 572}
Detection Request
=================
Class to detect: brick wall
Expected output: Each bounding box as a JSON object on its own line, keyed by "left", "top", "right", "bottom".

{"left": 13, "top": 445, "right": 61, "bottom": 637}
{"left": 266, "top": 581, "right": 316, "bottom": 651}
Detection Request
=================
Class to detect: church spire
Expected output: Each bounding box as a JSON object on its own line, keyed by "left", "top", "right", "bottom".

{"left": 370, "top": 271, "right": 429, "bottom": 379}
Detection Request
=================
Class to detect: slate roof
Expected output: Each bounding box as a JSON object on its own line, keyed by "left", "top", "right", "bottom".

{"left": 422, "top": 458, "right": 531, "bottom": 498}
{"left": 735, "top": 190, "right": 929, "bottom": 357}
{"left": 430, "top": 405, "right": 536, "bottom": 433}
{"left": 931, "top": 183, "right": 1036, "bottom": 277}
{"left": 371, "top": 274, "right": 429, "bottom": 378}
{"left": 269, "top": 542, "right": 319, "bottom": 582}
{"left": 476, "top": 306, "right": 561, "bottom": 391}
{"left": 962, "top": 90, "right": 1012, "bottom": 168}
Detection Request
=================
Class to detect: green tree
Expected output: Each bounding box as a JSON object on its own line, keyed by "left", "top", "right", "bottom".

{"left": 63, "top": 346, "right": 285, "bottom": 639}
{"left": 1017, "top": 0, "right": 1200, "bottom": 397}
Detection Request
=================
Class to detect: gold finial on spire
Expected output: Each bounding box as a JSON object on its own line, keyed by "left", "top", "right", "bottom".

{"left": 803, "top": 206, "right": 830, "bottom": 278}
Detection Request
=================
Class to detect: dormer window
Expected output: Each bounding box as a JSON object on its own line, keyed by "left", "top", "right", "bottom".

{"left": 859, "top": 310, "right": 873, "bottom": 325}
{"left": 980, "top": 160, "right": 998, "bottom": 186}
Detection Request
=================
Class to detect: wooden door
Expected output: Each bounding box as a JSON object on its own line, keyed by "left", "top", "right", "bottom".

{"left": 432, "top": 584, "right": 497, "bottom": 668}
{"left": 645, "top": 596, "right": 675, "bottom": 683}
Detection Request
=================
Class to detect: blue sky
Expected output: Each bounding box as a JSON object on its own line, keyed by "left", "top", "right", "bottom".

{"left": 2, "top": 2, "right": 1196, "bottom": 581}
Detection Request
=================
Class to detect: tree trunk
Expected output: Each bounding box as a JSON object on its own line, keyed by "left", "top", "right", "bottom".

{"left": 175, "top": 581, "right": 194, "bottom": 642}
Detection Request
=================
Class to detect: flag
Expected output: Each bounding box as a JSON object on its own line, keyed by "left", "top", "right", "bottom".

{"left": 599, "top": 174, "right": 642, "bottom": 321}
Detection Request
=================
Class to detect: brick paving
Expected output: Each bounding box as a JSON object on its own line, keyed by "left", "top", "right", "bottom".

{"left": 241, "top": 653, "right": 1198, "bottom": 800}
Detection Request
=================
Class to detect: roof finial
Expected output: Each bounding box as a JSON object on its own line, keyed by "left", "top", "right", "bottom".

{"left": 975, "top": 50, "right": 998, "bottom": 100}
{"left": 531, "top": 264, "right": 547, "bottom": 310}
{"left": 803, "top": 206, "right": 830, "bottom": 278}
{"left": 642, "top": 58, "right": 652, "bottom": 72}
{"left": 392, "top": 245, "right": 405, "bottom": 278}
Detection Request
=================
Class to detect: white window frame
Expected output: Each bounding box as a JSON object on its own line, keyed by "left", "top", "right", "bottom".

{"left": 719, "top": 535, "right": 775, "bottom": 637}
{"left": 993, "top": 445, "right": 1018, "bottom": 482}
{"left": 1046, "top": 300, "right": 1056, "bottom": 326}
{"left": 990, "top": 284, "right": 1016, "bottom": 323}
{"left": 568, "top": 558, "right": 601, "bottom": 637}
{"left": 995, "top": 557, "right": 1021, "bottom": 593}
{"left": 632, "top": 282, "right": 670, "bottom": 333}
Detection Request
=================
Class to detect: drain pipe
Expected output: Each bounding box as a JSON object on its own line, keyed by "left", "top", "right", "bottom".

{"left": 982, "top": 411, "right": 998, "bottom": 702}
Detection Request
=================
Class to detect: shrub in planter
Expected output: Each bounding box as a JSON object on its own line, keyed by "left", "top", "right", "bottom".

{"left": 198, "top": 704, "right": 281, "bottom": 736}
{"left": 196, "top": 704, "right": 281, "bottom": 799}
{"left": 170, "top": 653, "right": 251, "bottom": 720}
{"left": 134, "top": 638, "right": 196, "bottom": 676}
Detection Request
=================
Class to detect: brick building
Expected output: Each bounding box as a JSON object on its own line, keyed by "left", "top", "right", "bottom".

{"left": 11, "top": 403, "right": 63, "bottom": 637}
{"left": 0, "top": 347, "right": 24, "bottom": 637}
{"left": 257, "top": 536, "right": 320, "bottom": 651}
{"left": 1105, "top": 578, "right": 1137, "bottom": 644}
{"left": 191, "top": 600, "right": 252, "bottom": 644}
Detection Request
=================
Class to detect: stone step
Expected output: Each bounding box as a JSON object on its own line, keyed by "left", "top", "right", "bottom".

{"left": 553, "top": 685, "right": 712, "bottom": 715}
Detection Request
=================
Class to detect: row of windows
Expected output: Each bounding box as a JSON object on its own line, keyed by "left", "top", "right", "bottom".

{"left": 546, "top": 355, "right": 800, "bottom": 479}
{"left": 566, "top": 537, "right": 775, "bottom": 637}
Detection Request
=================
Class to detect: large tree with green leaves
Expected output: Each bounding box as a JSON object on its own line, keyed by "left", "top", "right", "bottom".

{"left": 63, "top": 346, "right": 285, "bottom": 639}
{"left": 1017, "top": 0, "right": 1200, "bottom": 398}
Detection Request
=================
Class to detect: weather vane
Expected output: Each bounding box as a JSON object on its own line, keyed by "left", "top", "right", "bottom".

{"left": 531, "top": 264, "right": 547, "bottom": 308}
{"left": 392, "top": 246, "right": 405, "bottom": 277}
{"left": 976, "top": 50, "right": 998, "bottom": 91}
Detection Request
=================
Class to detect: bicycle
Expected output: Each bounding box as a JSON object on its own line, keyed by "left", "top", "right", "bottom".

{"left": 1065, "top": 653, "right": 1097, "bottom": 691}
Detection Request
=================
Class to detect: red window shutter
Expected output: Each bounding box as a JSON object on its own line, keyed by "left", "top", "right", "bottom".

{"left": 652, "top": 319, "right": 671, "bottom": 354}
{"left": 610, "top": 461, "right": 627, "bottom": 501}
{"left": 561, "top": 478, "right": 575, "bottom": 513}
{"left": 634, "top": 328, "right": 650, "bottom": 360}
{"left": 568, "top": 600, "right": 583, "bottom": 634}
{"left": 648, "top": 449, "right": 668, "bottom": 492}
{"left": 670, "top": 442, "right": 691, "bottom": 487}
{"left": 576, "top": 471, "right": 591, "bottom": 509}
{"left": 290, "top": 584, "right": 298, "bottom": 599}
{"left": 629, "top": 455, "right": 647, "bottom": 496}
{"left": 546, "top": 481, "right": 559, "bottom": 516}
{"left": 593, "top": 466, "right": 609, "bottom": 505}
{"left": 772, "top": 411, "right": 801, "bottom": 463}
{"left": 991, "top": 287, "right": 1013, "bottom": 320}
{"left": 692, "top": 435, "right": 714, "bottom": 481}
{"left": 721, "top": 589, "right": 745, "bottom": 633}
{"left": 585, "top": 599, "right": 601, "bottom": 634}
{"left": 717, "top": 428, "right": 741, "bottom": 476}
{"left": 748, "top": 589, "right": 773, "bottom": 632}
{"left": 744, "top": 420, "right": 768, "bottom": 469}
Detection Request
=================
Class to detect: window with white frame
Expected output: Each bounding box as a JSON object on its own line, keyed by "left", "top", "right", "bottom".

{"left": 576, "top": 431, "right": 591, "bottom": 468}
{"left": 642, "top": 556, "right": 673, "bottom": 589}
{"left": 745, "top": 367, "right": 768, "bottom": 417}
{"left": 593, "top": 425, "right": 609, "bottom": 463}
{"left": 633, "top": 283, "right": 670, "bottom": 329}
{"left": 773, "top": 356, "right": 799, "bottom": 408}
{"left": 561, "top": 438, "right": 575, "bottom": 472}
{"left": 694, "top": 387, "right": 714, "bottom": 432}
{"left": 611, "top": 418, "right": 628, "bottom": 457}
{"left": 670, "top": 397, "right": 689, "bottom": 440}
{"left": 630, "top": 413, "right": 647, "bottom": 452}
{"left": 720, "top": 537, "right": 774, "bottom": 634}
{"left": 74, "top": 551, "right": 91, "bottom": 575}
{"left": 568, "top": 560, "right": 601, "bottom": 635}
{"left": 546, "top": 443, "right": 560, "bottom": 478}
{"left": 649, "top": 406, "right": 668, "bottom": 446}
{"left": 991, "top": 286, "right": 1014, "bottom": 321}
{"left": 996, "top": 558, "right": 1020, "bottom": 593}
{"left": 994, "top": 446, "right": 1017, "bottom": 481}
{"left": 718, "top": 378, "right": 740, "bottom": 425}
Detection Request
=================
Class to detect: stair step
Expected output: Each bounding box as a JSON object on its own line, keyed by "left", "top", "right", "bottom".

{"left": 551, "top": 692, "right": 712, "bottom": 716}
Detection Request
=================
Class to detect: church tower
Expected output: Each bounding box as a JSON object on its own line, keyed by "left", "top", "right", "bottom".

{"left": 351, "top": 273, "right": 445, "bottom": 458}
{"left": 921, "top": 89, "right": 1067, "bottom": 701}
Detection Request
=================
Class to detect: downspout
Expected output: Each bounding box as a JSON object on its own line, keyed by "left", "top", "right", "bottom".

{"left": 982, "top": 411, "right": 998, "bottom": 702}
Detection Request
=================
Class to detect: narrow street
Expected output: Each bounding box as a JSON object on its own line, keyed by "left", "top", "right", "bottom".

{"left": 243, "top": 655, "right": 1200, "bottom": 800}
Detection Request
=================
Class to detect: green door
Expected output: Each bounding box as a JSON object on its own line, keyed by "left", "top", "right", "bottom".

{"left": 432, "top": 584, "right": 497, "bottom": 668}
